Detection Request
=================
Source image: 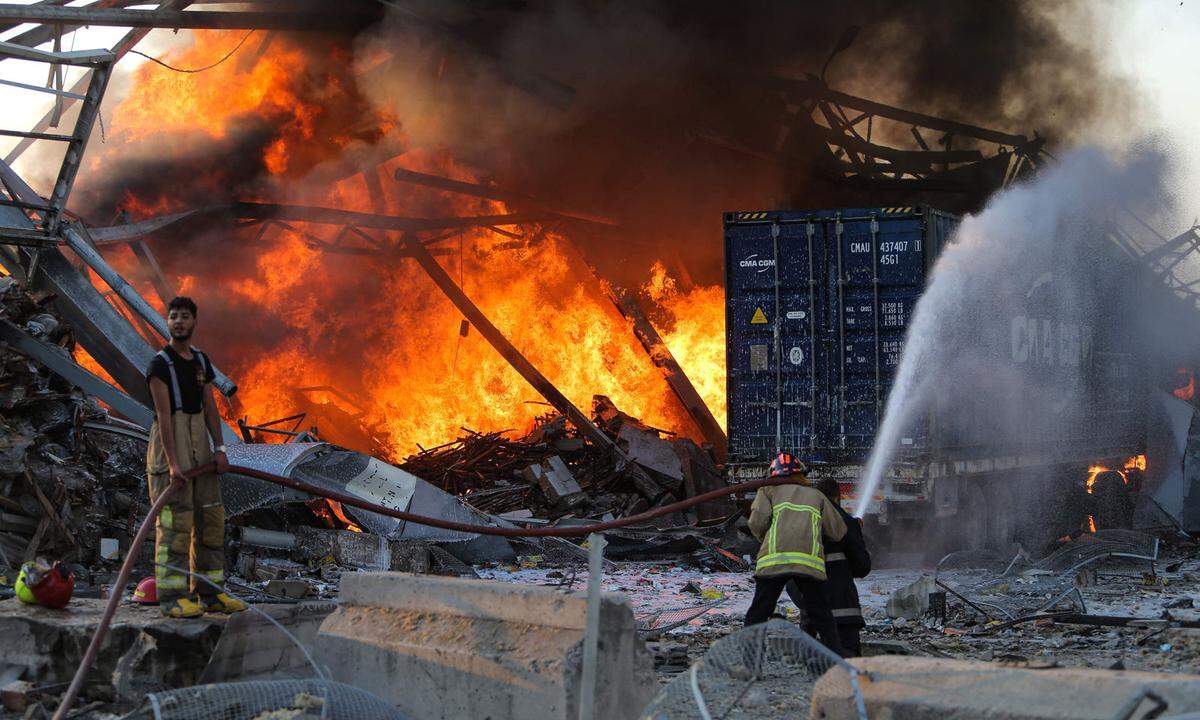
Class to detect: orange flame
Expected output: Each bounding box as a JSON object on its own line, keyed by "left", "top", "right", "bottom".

{"left": 78, "top": 32, "right": 729, "bottom": 459}
{"left": 1086, "top": 455, "right": 1144, "bottom": 494}
{"left": 644, "top": 262, "right": 727, "bottom": 429}
{"left": 1084, "top": 454, "right": 1143, "bottom": 533}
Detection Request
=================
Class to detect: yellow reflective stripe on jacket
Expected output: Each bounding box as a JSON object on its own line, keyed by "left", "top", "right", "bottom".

{"left": 757, "top": 502, "right": 825, "bottom": 574}
{"left": 757, "top": 552, "right": 826, "bottom": 573}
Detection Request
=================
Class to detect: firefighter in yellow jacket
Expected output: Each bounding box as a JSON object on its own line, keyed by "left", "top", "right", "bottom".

{"left": 745, "top": 453, "right": 847, "bottom": 656}
{"left": 146, "top": 297, "right": 246, "bottom": 618}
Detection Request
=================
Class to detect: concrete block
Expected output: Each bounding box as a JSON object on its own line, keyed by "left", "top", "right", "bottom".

{"left": 812, "top": 655, "right": 1200, "bottom": 720}
{"left": 264, "top": 579, "right": 313, "bottom": 599}
{"left": 886, "top": 575, "right": 934, "bottom": 619}
{"left": 619, "top": 426, "right": 683, "bottom": 484}
{"left": 315, "top": 572, "right": 654, "bottom": 720}
{"left": 1, "top": 680, "right": 33, "bottom": 713}
{"left": 294, "top": 526, "right": 390, "bottom": 569}
{"left": 0, "top": 597, "right": 223, "bottom": 699}
{"left": 523, "top": 456, "right": 584, "bottom": 505}
{"left": 200, "top": 602, "right": 335, "bottom": 684}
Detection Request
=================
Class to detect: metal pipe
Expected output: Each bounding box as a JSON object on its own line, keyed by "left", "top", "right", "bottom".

{"left": 771, "top": 222, "right": 783, "bottom": 454}
{"left": 238, "top": 526, "right": 296, "bottom": 550}
{"left": 0, "top": 4, "right": 369, "bottom": 30}
{"left": 578, "top": 532, "right": 607, "bottom": 720}
{"left": 228, "top": 462, "right": 792, "bottom": 537}
{"left": 51, "top": 477, "right": 182, "bottom": 720}
{"left": 393, "top": 167, "right": 617, "bottom": 227}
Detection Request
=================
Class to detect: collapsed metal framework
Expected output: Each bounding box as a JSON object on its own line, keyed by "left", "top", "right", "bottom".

{"left": 0, "top": 42, "right": 111, "bottom": 239}
{"left": 1109, "top": 215, "right": 1200, "bottom": 308}
{"left": 766, "top": 76, "right": 1048, "bottom": 197}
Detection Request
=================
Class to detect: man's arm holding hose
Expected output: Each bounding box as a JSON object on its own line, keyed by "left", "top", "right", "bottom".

{"left": 202, "top": 384, "right": 228, "bottom": 473}
{"left": 149, "top": 377, "right": 185, "bottom": 483}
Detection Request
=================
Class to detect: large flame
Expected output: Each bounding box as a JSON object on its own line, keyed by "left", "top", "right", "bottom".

{"left": 644, "top": 261, "right": 727, "bottom": 429}
{"left": 79, "top": 31, "right": 728, "bottom": 459}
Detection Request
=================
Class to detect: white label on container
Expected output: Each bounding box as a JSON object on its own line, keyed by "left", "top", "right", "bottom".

{"left": 788, "top": 347, "right": 804, "bottom": 365}
{"left": 901, "top": 437, "right": 914, "bottom": 445}
{"left": 786, "top": 311, "right": 806, "bottom": 320}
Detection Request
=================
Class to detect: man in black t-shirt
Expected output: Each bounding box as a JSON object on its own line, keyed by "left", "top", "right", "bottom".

{"left": 146, "top": 296, "right": 245, "bottom": 618}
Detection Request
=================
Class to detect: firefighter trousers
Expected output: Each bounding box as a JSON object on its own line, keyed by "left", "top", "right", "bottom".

{"left": 745, "top": 575, "right": 846, "bottom": 657}
{"left": 147, "top": 411, "right": 225, "bottom": 604}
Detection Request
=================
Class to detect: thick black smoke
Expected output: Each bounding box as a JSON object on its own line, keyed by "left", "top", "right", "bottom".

{"left": 353, "top": 0, "right": 1127, "bottom": 286}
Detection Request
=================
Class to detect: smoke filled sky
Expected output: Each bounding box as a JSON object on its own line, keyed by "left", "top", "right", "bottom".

{"left": 0, "top": 1, "right": 1196, "bottom": 213}
{"left": 0, "top": 2, "right": 1195, "bottom": 194}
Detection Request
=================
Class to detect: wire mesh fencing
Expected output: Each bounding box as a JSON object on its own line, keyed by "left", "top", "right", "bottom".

{"left": 641, "top": 620, "right": 867, "bottom": 720}
{"left": 133, "top": 679, "right": 409, "bottom": 720}
{"left": 636, "top": 598, "right": 727, "bottom": 639}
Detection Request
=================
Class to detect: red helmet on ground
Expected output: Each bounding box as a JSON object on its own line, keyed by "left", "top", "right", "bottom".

{"left": 22, "top": 560, "right": 74, "bottom": 609}
{"left": 768, "top": 453, "right": 805, "bottom": 478}
{"left": 133, "top": 576, "right": 157, "bottom": 604}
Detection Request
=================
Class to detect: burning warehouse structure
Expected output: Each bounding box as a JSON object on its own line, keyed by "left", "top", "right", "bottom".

{"left": 2, "top": 2, "right": 1200, "bottom": 719}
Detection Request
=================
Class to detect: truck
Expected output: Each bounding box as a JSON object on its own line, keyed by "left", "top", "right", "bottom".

{"left": 723, "top": 206, "right": 1147, "bottom": 551}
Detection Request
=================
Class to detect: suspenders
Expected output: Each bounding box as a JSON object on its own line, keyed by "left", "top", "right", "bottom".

{"left": 155, "top": 347, "right": 209, "bottom": 412}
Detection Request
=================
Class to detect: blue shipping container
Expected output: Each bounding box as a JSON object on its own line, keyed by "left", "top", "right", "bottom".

{"left": 724, "top": 206, "right": 954, "bottom": 465}
{"left": 724, "top": 206, "right": 1145, "bottom": 472}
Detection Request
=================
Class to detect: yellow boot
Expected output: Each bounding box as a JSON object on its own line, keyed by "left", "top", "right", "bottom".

{"left": 161, "top": 596, "right": 205, "bottom": 619}
{"left": 204, "top": 592, "right": 248, "bottom": 614}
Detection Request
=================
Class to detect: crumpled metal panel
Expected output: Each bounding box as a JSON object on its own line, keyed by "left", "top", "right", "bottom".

{"left": 224, "top": 443, "right": 513, "bottom": 561}
{"left": 223, "top": 442, "right": 324, "bottom": 516}
{"left": 291, "top": 450, "right": 410, "bottom": 537}
{"left": 227, "top": 442, "right": 325, "bottom": 476}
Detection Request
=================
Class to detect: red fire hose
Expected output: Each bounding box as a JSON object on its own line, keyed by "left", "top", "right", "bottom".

{"left": 227, "top": 462, "right": 794, "bottom": 537}
{"left": 51, "top": 476, "right": 184, "bottom": 720}
{"left": 53, "top": 462, "right": 792, "bottom": 718}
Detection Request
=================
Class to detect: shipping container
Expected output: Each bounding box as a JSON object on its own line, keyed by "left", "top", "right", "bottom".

{"left": 724, "top": 206, "right": 1146, "bottom": 528}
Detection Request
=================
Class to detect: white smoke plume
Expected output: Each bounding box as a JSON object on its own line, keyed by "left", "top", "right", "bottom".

{"left": 856, "top": 145, "right": 1175, "bottom": 520}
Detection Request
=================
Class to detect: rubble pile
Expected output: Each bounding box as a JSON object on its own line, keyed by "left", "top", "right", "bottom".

{"left": 0, "top": 277, "right": 145, "bottom": 575}
{"left": 399, "top": 395, "right": 733, "bottom": 522}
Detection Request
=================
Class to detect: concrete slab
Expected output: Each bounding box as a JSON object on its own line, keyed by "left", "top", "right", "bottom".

{"left": 0, "top": 597, "right": 325, "bottom": 702}
{"left": 0, "top": 597, "right": 223, "bottom": 701}
{"left": 812, "top": 655, "right": 1200, "bottom": 720}
{"left": 315, "top": 572, "right": 655, "bottom": 720}
{"left": 200, "top": 601, "right": 335, "bottom": 683}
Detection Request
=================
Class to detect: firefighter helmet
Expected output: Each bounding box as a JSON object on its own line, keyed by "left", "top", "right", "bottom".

{"left": 14, "top": 560, "right": 74, "bottom": 608}
{"left": 133, "top": 576, "right": 158, "bottom": 604}
{"left": 14, "top": 562, "right": 37, "bottom": 605}
{"left": 768, "top": 453, "right": 804, "bottom": 478}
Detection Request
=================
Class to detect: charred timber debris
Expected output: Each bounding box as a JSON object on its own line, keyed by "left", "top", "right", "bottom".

{"left": 399, "top": 398, "right": 733, "bottom": 523}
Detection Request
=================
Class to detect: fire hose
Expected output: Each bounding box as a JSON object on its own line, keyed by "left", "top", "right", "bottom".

{"left": 54, "top": 462, "right": 797, "bottom": 718}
